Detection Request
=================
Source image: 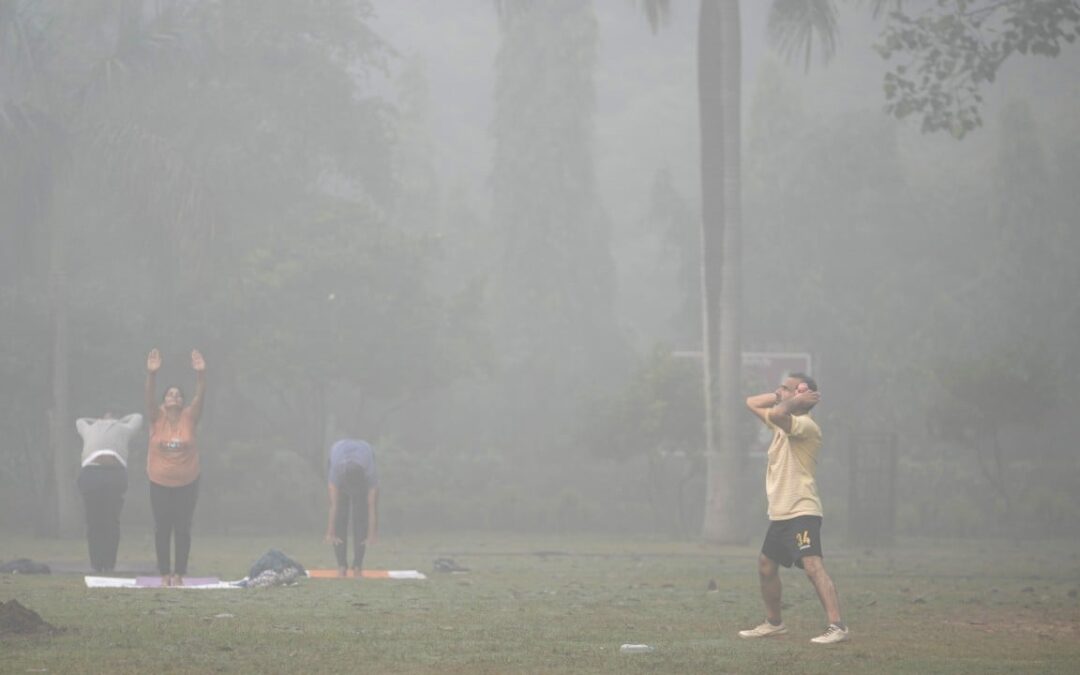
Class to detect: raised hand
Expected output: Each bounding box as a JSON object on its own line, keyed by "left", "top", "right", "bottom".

{"left": 147, "top": 348, "right": 162, "bottom": 373}
{"left": 793, "top": 390, "right": 821, "bottom": 412}
{"left": 191, "top": 349, "right": 206, "bottom": 372}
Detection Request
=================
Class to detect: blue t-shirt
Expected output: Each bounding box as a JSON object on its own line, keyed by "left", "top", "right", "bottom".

{"left": 327, "top": 439, "right": 378, "bottom": 488}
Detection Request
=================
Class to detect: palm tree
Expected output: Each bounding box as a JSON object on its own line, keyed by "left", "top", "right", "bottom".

{"left": 3, "top": 0, "right": 214, "bottom": 535}
{"left": 1, "top": 0, "right": 248, "bottom": 533}
{"left": 3, "top": 0, "right": 75, "bottom": 535}
{"left": 639, "top": 0, "right": 837, "bottom": 541}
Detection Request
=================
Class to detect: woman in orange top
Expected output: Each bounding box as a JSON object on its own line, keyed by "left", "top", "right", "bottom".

{"left": 145, "top": 348, "right": 206, "bottom": 587}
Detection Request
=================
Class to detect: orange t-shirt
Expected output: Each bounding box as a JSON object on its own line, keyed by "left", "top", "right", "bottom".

{"left": 147, "top": 407, "right": 200, "bottom": 487}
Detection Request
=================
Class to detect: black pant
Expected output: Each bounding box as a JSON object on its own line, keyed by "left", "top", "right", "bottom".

{"left": 334, "top": 483, "right": 369, "bottom": 570}
{"left": 77, "top": 464, "right": 128, "bottom": 572}
{"left": 149, "top": 478, "right": 199, "bottom": 575}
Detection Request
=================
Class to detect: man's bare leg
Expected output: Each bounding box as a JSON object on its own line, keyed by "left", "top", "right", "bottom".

{"left": 759, "top": 554, "right": 783, "bottom": 624}
{"left": 739, "top": 553, "right": 789, "bottom": 638}
{"left": 801, "top": 555, "right": 842, "bottom": 625}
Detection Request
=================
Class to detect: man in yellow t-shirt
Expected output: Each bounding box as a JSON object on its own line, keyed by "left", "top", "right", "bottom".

{"left": 738, "top": 373, "right": 849, "bottom": 645}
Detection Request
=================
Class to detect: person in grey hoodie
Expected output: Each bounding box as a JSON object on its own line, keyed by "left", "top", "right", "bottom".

{"left": 76, "top": 412, "right": 142, "bottom": 573}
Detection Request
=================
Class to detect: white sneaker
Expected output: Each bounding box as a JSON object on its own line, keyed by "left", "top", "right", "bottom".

{"left": 810, "top": 624, "right": 850, "bottom": 644}
{"left": 738, "top": 621, "right": 788, "bottom": 639}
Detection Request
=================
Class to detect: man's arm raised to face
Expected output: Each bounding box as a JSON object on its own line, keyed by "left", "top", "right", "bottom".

{"left": 746, "top": 391, "right": 781, "bottom": 426}
{"left": 768, "top": 391, "right": 820, "bottom": 434}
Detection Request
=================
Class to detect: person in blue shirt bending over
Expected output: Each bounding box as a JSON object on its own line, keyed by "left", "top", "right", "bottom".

{"left": 323, "top": 438, "right": 379, "bottom": 577}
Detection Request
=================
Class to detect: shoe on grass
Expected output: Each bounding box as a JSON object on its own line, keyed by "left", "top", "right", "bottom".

{"left": 810, "top": 624, "right": 849, "bottom": 644}
{"left": 738, "top": 621, "right": 788, "bottom": 639}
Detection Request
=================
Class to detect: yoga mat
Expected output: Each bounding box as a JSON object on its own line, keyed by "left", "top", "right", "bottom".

{"left": 84, "top": 576, "right": 136, "bottom": 588}
{"left": 136, "top": 576, "right": 223, "bottom": 587}
{"left": 306, "top": 569, "right": 427, "bottom": 580}
{"left": 85, "top": 576, "right": 240, "bottom": 589}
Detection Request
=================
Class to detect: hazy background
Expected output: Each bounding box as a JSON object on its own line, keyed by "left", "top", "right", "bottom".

{"left": 2, "top": 0, "right": 1077, "bottom": 544}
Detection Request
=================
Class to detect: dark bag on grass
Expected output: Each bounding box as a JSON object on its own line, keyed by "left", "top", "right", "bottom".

{"left": 247, "top": 549, "right": 306, "bottom": 579}
{"left": 0, "top": 558, "right": 51, "bottom": 574}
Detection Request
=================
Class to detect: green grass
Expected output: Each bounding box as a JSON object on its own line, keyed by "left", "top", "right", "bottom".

{"left": 2, "top": 533, "right": 1079, "bottom": 673}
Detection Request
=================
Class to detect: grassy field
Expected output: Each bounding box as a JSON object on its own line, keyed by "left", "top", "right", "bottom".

{"left": 2, "top": 532, "right": 1079, "bottom": 673}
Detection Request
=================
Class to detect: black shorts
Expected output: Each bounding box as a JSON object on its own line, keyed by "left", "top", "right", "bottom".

{"left": 761, "top": 515, "right": 824, "bottom": 569}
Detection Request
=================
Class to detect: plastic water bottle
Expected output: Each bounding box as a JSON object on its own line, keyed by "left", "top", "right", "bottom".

{"left": 620, "top": 644, "right": 656, "bottom": 654}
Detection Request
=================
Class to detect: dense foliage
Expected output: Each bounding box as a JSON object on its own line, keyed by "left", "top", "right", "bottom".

{"left": 1, "top": 1, "right": 1076, "bottom": 539}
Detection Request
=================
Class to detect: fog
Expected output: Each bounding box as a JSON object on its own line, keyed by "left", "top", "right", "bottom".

{"left": 2, "top": 1, "right": 1078, "bottom": 546}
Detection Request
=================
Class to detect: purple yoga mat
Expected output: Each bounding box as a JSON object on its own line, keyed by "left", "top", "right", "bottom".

{"left": 135, "top": 576, "right": 220, "bottom": 587}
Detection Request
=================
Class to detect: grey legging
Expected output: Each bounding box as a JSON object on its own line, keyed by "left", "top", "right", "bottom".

{"left": 77, "top": 464, "right": 128, "bottom": 572}
{"left": 333, "top": 478, "right": 369, "bottom": 570}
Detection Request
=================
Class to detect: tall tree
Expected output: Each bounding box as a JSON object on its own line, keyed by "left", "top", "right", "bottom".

{"left": 0, "top": 0, "right": 399, "bottom": 534}
{"left": 695, "top": 0, "right": 743, "bottom": 542}
{"left": 491, "top": 0, "right": 623, "bottom": 456}
{"left": 649, "top": 168, "right": 700, "bottom": 342}
{"left": 640, "top": 0, "right": 837, "bottom": 541}
{"left": 1, "top": 0, "right": 87, "bottom": 534}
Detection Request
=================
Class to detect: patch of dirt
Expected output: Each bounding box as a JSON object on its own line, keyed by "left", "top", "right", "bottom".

{"left": 0, "top": 600, "right": 58, "bottom": 637}
{"left": 945, "top": 611, "right": 1080, "bottom": 640}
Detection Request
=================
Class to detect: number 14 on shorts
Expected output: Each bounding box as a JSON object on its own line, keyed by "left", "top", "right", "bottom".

{"left": 796, "top": 530, "right": 812, "bottom": 550}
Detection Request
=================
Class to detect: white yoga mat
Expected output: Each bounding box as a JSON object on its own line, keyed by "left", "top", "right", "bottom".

{"left": 85, "top": 576, "right": 241, "bottom": 589}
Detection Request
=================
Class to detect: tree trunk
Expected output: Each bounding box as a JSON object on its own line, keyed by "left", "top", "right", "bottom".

{"left": 48, "top": 209, "right": 77, "bottom": 537}
{"left": 699, "top": 0, "right": 742, "bottom": 542}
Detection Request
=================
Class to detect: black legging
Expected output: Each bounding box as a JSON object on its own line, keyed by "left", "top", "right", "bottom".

{"left": 149, "top": 477, "right": 199, "bottom": 575}
{"left": 77, "top": 464, "right": 128, "bottom": 572}
{"left": 333, "top": 479, "right": 369, "bottom": 570}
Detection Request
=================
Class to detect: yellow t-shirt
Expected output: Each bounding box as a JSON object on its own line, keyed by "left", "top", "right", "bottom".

{"left": 764, "top": 413, "right": 823, "bottom": 520}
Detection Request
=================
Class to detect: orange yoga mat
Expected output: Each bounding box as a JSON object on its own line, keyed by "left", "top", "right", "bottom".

{"left": 307, "top": 569, "right": 426, "bottom": 580}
